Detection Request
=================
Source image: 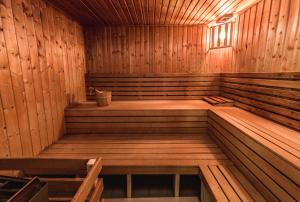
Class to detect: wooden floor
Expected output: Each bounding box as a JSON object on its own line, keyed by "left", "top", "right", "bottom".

{"left": 40, "top": 100, "right": 232, "bottom": 174}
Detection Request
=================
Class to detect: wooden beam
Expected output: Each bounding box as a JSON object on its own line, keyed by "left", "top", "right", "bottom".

{"left": 127, "top": 174, "right": 132, "bottom": 198}
{"left": 174, "top": 174, "right": 180, "bottom": 197}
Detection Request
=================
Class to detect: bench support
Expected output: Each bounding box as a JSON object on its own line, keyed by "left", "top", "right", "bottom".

{"left": 127, "top": 174, "right": 132, "bottom": 198}
{"left": 201, "top": 181, "right": 213, "bottom": 202}
{"left": 174, "top": 174, "right": 180, "bottom": 197}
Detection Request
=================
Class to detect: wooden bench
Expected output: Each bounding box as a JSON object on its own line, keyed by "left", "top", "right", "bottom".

{"left": 199, "top": 164, "right": 266, "bottom": 202}
{"left": 220, "top": 72, "right": 300, "bottom": 131}
{"left": 203, "top": 96, "right": 234, "bottom": 106}
{"left": 85, "top": 73, "right": 220, "bottom": 100}
{"left": 207, "top": 108, "right": 300, "bottom": 201}
{"left": 0, "top": 158, "right": 104, "bottom": 202}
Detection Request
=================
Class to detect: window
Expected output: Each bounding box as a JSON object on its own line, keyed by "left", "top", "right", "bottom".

{"left": 209, "top": 22, "right": 234, "bottom": 49}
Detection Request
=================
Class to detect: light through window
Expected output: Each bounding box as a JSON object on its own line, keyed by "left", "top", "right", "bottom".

{"left": 209, "top": 22, "right": 234, "bottom": 49}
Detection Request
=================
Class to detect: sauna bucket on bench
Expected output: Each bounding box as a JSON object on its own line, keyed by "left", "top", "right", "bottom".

{"left": 95, "top": 89, "right": 112, "bottom": 107}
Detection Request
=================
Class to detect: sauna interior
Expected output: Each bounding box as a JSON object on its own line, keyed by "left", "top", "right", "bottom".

{"left": 0, "top": 0, "right": 300, "bottom": 201}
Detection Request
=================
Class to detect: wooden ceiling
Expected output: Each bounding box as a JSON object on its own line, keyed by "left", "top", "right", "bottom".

{"left": 47, "top": 0, "right": 245, "bottom": 25}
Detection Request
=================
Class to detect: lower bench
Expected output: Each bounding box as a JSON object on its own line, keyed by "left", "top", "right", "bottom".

{"left": 199, "top": 164, "right": 266, "bottom": 202}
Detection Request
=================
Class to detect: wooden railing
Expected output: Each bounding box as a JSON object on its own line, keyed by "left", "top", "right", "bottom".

{"left": 72, "top": 158, "right": 103, "bottom": 202}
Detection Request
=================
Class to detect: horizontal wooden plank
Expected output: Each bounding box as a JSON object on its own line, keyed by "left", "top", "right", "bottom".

{"left": 65, "top": 109, "right": 208, "bottom": 117}
{"left": 87, "top": 73, "right": 221, "bottom": 78}
{"left": 65, "top": 116, "right": 207, "bottom": 123}
{"left": 39, "top": 153, "right": 228, "bottom": 160}
{"left": 66, "top": 127, "right": 207, "bottom": 134}
{"left": 221, "top": 72, "right": 300, "bottom": 79}
{"left": 221, "top": 82, "right": 300, "bottom": 100}
{"left": 86, "top": 77, "right": 220, "bottom": 82}
{"left": 65, "top": 122, "right": 207, "bottom": 128}
{"left": 42, "top": 147, "right": 223, "bottom": 154}
{"left": 221, "top": 77, "right": 300, "bottom": 89}
{"left": 87, "top": 81, "right": 220, "bottom": 87}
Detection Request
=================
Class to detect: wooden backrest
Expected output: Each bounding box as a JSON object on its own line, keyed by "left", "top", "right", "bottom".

{"left": 65, "top": 105, "right": 208, "bottom": 134}
{"left": 85, "top": 73, "right": 220, "bottom": 100}
{"left": 220, "top": 72, "right": 300, "bottom": 131}
{"left": 208, "top": 108, "right": 300, "bottom": 201}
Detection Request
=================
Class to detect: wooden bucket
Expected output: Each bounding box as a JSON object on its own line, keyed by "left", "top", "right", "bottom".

{"left": 95, "top": 90, "right": 112, "bottom": 107}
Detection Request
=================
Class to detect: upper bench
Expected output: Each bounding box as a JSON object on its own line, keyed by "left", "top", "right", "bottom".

{"left": 85, "top": 73, "right": 220, "bottom": 100}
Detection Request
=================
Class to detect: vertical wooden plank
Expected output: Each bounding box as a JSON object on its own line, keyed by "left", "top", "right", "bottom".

{"left": 140, "top": 26, "right": 145, "bottom": 73}
{"left": 127, "top": 174, "right": 132, "bottom": 198}
{"left": 11, "top": 0, "right": 42, "bottom": 155}
{"left": 174, "top": 174, "right": 180, "bottom": 197}
{"left": 263, "top": 0, "right": 281, "bottom": 71}
{"left": 255, "top": 0, "right": 272, "bottom": 72}
{"left": 240, "top": 9, "right": 250, "bottom": 72}
{"left": 125, "top": 26, "right": 130, "bottom": 73}
{"left": 172, "top": 25, "right": 178, "bottom": 73}
{"left": 167, "top": 25, "right": 173, "bottom": 72}
{"left": 281, "top": 0, "right": 300, "bottom": 71}
{"left": 154, "top": 26, "right": 160, "bottom": 72}
{"left": 271, "top": 0, "right": 290, "bottom": 69}
{"left": 129, "top": 26, "right": 135, "bottom": 73}
{"left": 0, "top": 93, "right": 11, "bottom": 157}
{"left": 41, "top": 0, "right": 59, "bottom": 143}
{"left": 135, "top": 26, "right": 141, "bottom": 73}
{"left": 292, "top": 8, "right": 300, "bottom": 71}
{"left": 177, "top": 26, "right": 183, "bottom": 72}
{"left": 162, "top": 26, "right": 168, "bottom": 72}
{"left": 182, "top": 26, "right": 188, "bottom": 72}
{"left": 29, "top": 0, "right": 54, "bottom": 146}
{"left": 0, "top": 9, "right": 22, "bottom": 157}
{"left": 149, "top": 25, "right": 155, "bottom": 72}
{"left": 250, "top": 2, "right": 264, "bottom": 71}
{"left": 144, "top": 25, "right": 150, "bottom": 73}
{"left": 244, "top": 6, "right": 257, "bottom": 72}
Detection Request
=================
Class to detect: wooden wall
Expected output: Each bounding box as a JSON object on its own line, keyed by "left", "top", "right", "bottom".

{"left": 85, "top": 25, "right": 217, "bottom": 74}
{"left": 210, "top": 0, "right": 300, "bottom": 72}
{"left": 0, "top": 0, "right": 86, "bottom": 158}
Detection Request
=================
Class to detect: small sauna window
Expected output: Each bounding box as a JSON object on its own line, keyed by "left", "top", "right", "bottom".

{"left": 209, "top": 22, "right": 234, "bottom": 49}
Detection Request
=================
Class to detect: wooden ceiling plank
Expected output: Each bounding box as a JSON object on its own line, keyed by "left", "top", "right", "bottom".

{"left": 162, "top": 0, "right": 172, "bottom": 25}
{"left": 128, "top": 0, "right": 139, "bottom": 24}
{"left": 202, "top": 0, "right": 237, "bottom": 23}
{"left": 113, "top": 0, "right": 130, "bottom": 25}
{"left": 117, "top": 0, "right": 134, "bottom": 25}
{"left": 192, "top": 0, "right": 219, "bottom": 24}
{"left": 187, "top": 0, "right": 210, "bottom": 24}
{"left": 97, "top": 0, "right": 121, "bottom": 25}
{"left": 108, "top": 0, "right": 127, "bottom": 25}
{"left": 178, "top": 0, "right": 199, "bottom": 24}
{"left": 47, "top": 0, "right": 244, "bottom": 25}
{"left": 154, "top": 0, "right": 162, "bottom": 25}
{"left": 205, "top": 0, "right": 243, "bottom": 24}
{"left": 183, "top": 0, "right": 205, "bottom": 25}
{"left": 87, "top": 0, "right": 115, "bottom": 25}
{"left": 138, "top": 0, "right": 146, "bottom": 25}
{"left": 144, "top": 0, "right": 150, "bottom": 24}
{"left": 131, "top": 0, "right": 141, "bottom": 24}
{"left": 158, "top": 0, "right": 166, "bottom": 25}
{"left": 170, "top": 0, "right": 185, "bottom": 24}
{"left": 166, "top": 0, "right": 179, "bottom": 24}
{"left": 79, "top": 0, "right": 107, "bottom": 25}
{"left": 48, "top": 0, "right": 99, "bottom": 25}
